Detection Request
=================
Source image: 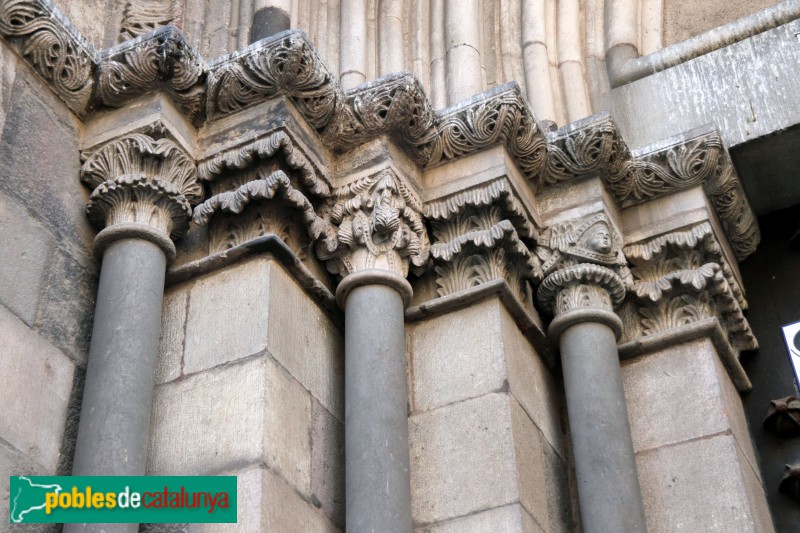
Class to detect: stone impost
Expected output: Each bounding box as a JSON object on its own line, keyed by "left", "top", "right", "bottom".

{"left": 322, "top": 167, "right": 428, "bottom": 533}
{"left": 65, "top": 133, "right": 199, "bottom": 533}
{"left": 536, "top": 213, "right": 647, "bottom": 533}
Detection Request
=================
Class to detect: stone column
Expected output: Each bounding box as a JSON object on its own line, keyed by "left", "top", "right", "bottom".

{"left": 251, "top": 0, "right": 292, "bottom": 42}
{"left": 536, "top": 214, "right": 647, "bottom": 533}
{"left": 65, "top": 134, "right": 200, "bottom": 533}
{"left": 321, "top": 168, "right": 429, "bottom": 533}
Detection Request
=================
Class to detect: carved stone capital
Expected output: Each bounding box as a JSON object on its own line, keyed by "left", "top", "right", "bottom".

{"left": 622, "top": 222, "right": 757, "bottom": 355}
{"left": 81, "top": 133, "right": 200, "bottom": 252}
{"left": 320, "top": 168, "right": 429, "bottom": 279}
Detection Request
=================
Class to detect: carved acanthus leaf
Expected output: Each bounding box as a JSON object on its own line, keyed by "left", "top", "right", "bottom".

{"left": 0, "top": 0, "right": 95, "bottom": 114}
{"left": 320, "top": 169, "right": 430, "bottom": 278}
{"left": 322, "top": 73, "right": 437, "bottom": 163}
{"left": 536, "top": 263, "right": 627, "bottom": 316}
{"left": 119, "top": 0, "right": 182, "bottom": 42}
{"left": 97, "top": 26, "right": 204, "bottom": 122}
{"left": 86, "top": 173, "right": 191, "bottom": 237}
{"left": 206, "top": 31, "right": 340, "bottom": 128}
{"left": 197, "top": 130, "right": 330, "bottom": 197}
{"left": 192, "top": 169, "right": 337, "bottom": 252}
{"left": 425, "top": 180, "right": 537, "bottom": 240}
{"left": 81, "top": 133, "right": 201, "bottom": 203}
{"left": 434, "top": 247, "right": 532, "bottom": 303}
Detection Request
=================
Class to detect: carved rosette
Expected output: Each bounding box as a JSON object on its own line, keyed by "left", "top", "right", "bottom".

{"left": 0, "top": 0, "right": 95, "bottom": 114}
{"left": 535, "top": 213, "right": 632, "bottom": 338}
{"left": 623, "top": 222, "right": 757, "bottom": 354}
{"left": 81, "top": 133, "right": 200, "bottom": 254}
{"left": 319, "top": 169, "right": 429, "bottom": 279}
{"left": 426, "top": 180, "right": 540, "bottom": 304}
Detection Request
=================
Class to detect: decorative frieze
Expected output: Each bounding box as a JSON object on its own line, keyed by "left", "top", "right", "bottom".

{"left": 97, "top": 26, "right": 204, "bottom": 122}
{"left": 0, "top": 0, "right": 95, "bottom": 114}
{"left": 81, "top": 132, "right": 200, "bottom": 240}
{"left": 624, "top": 222, "right": 757, "bottom": 354}
{"left": 119, "top": 0, "right": 183, "bottom": 42}
{"left": 319, "top": 168, "right": 429, "bottom": 278}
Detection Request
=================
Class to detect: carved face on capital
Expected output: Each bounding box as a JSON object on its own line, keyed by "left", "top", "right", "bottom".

{"left": 586, "top": 225, "right": 612, "bottom": 254}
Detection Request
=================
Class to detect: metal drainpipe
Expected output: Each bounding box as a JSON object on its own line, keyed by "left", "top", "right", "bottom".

{"left": 337, "top": 269, "right": 414, "bottom": 533}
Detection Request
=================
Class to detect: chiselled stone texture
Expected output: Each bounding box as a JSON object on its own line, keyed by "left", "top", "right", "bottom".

{"left": 119, "top": 0, "right": 183, "bottom": 42}
{"left": 541, "top": 115, "right": 759, "bottom": 261}
{"left": 426, "top": 179, "right": 540, "bottom": 304}
{"left": 535, "top": 212, "right": 632, "bottom": 317}
{"left": 97, "top": 26, "right": 205, "bottom": 123}
{"left": 81, "top": 132, "right": 200, "bottom": 238}
{"left": 0, "top": 0, "right": 96, "bottom": 115}
{"left": 320, "top": 168, "right": 430, "bottom": 278}
{"left": 623, "top": 222, "right": 757, "bottom": 355}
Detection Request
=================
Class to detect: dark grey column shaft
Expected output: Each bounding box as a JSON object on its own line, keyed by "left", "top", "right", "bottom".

{"left": 343, "top": 283, "right": 413, "bottom": 533}
{"left": 251, "top": 2, "right": 291, "bottom": 42}
{"left": 65, "top": 238, "right": 167, "bottom": 533}
{"left": 560, "top": 320, "right": 647, "bottom": 533}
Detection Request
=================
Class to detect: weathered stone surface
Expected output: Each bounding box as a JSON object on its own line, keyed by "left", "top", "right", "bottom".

{"left": 311, "top": 400, "right": 344, "bottom": 529}
{"left": 541, "top": 436, "right": 574, "bottom": 533}
{"left": 156, "top": 285, "right": 188, "bottom": 384}
{"left": 663, "top": 0, "right": 781, "bottom": 46}
{"left": 0, "top": 440, "right": 48, "bottom": 527}
{"left": 0, "top": 305, "right": 74, "bottom": 472}
{"left": 415, "top": 503, "right": 544, "bottom": 533}
{"left": 636, "top": 433, "right": 767, "bottom": 532}
{"left": 621, "top": 339, "right": 757, "bottom": 458}
{"left": 183, "top": 259, "right": 271, "bottom": 373}
{"left": 409, "top": 393, "right": 518, "bottom": 525}
{"left": 409, "top": 299, "right": 506, "bottom": 413}
{"left": 266, "top": 261, "right": 343, "bottom": 421}
{"left": 33, "top": 247, "right": 96, "bottom": 363}
{"left": 192, "top": 466, "right": 340, "bottom": 533}
{"left": 0, "top": 191, "right": 52, "bottom": 325}
{"left": 149, "top": 355, "right": 313, "bottom": 496}
{"left": 509, "top": 396, "right": 549, "bottom": 529}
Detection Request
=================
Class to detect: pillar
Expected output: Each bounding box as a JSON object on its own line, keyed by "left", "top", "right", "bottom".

{"left": 251, "top": 0, "right": 292, "bottom": 42}
{"left": 65, "top": 134, "right": 200, "bottom": 533}
{"left": 536, "top": 214, "right": 647, "bottom": 533}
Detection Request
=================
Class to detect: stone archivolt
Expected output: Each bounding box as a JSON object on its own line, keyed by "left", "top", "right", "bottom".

{"left": 425, "top": 180, "right": 540, "bottom": 303}
{"left": 119, "top": 0, "right": 183, "bottom": 42}
{"left": 81, "top": 133, "right": 200, "bottom": 239}
{"left": 320, "top": 168, "right": 429, "bottom": 279}
{"left": 624, "top": 222, "right": 757, "bottom": 354}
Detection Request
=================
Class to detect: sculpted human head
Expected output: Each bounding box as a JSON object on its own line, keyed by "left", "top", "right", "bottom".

{"left": 586, "top": 225, "right": 612, "bottom": 254}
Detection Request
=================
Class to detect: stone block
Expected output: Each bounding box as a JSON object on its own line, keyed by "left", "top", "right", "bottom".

{"left": 149, "top": 356, "right": 313, "bottom": 496}
{"left": 409, "top": 298, "right": 506, "bottom": 413}
{"left": 192, "top": 466, "right": 340, "bottom": 533}
{"left": 0, "top": 441, "right": 48, "bottom": 528}
{"left": 0, "top": 305, "right": 75, "bottom": 472}
{"left": 0, "top": 191, "right": 52, "bottom": 325}
{"left": 509, "top": 397, "right": 549, "bottom": 528}
{"left": 409, "top": 393, "right": 518, "bottom": 524}
{"left": 266, "top": 262, "right": 343, "bottom": 421}
{"left": 415, "top": 503, "right": 544, "bottom": 533}
{"left": 156, "top": 285, "right": 188, "bottom": 384}
{"left": 33, "top": 247, "right": 97, "bottom": 363}
{"left": 500, "top": 303, "right": 565, "bottom": 457}
{"left": 663, "top": 0, "right": 779, "bottom": 46}
{"left": 310, "top": 400, "right": 344, "bottom": 529}
{"left": 622, "top": 338, "right": 746, "bottom": 453}
{"left": 184, "top": 259, "right": 271, "bottom": 373}
{"left": 636, "top": 433, "right": 766, "bottom": 532}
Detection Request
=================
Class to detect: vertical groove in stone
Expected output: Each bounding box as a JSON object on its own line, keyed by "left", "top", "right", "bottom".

{"left": 429, "top": 0, "right": 446, "bottom": 109}
{"left": 340, "top": 0, "right": 368, "bottom": 89}
{"left": 410, "top": 0, "right": 431, "bottom": 94}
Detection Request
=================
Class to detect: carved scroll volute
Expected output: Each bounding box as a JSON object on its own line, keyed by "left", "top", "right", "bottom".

{"left": 535, "top": 213, "right": 631, "bottom": 338}
{"left": 81, "top": 133, "right": 200, "bottom": 258}
{"left": 319, "top": 168, "right": 430, "bottom": 280}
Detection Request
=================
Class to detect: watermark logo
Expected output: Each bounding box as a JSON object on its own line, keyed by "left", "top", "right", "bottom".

{"left": 9, "top": 476, "right": 237, "bottom": 524}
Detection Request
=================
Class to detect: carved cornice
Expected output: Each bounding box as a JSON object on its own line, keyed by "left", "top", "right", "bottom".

{"left": 81, "top": 133, "right": 199, "bottom": 239}
{"left": 623, "top": 223, "right": 757, "bottom": 354}
{"left": 97, "top": 26, "right": 204, "bottom": 122}
{"left": 542, "top": 116, "right": 759, "bottom": 261}
{"left": 119, "top": 0, "right": 183, "bottom": 42}
{"left": 197, "top": 130, "right": 330, "bottom": 197}
{"left": 319, "top": 168, "right": 429, "bottom": 278}
{"left": 205, "top": 30, "right": 340, "bottom": 128}
{"left": 192, "top": 169, "right": 337, "bottom": 253}
{"left": 0, "top": 0, "right": 96, "bottom": 115}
